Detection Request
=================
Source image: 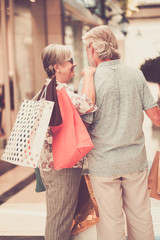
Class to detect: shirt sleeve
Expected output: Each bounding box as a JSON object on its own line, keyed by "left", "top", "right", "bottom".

{"left": 140, "top": 71, "right": 158, "bottom": 110}
{"left": 64, "top": 82, "right": 97, "bottom": 115}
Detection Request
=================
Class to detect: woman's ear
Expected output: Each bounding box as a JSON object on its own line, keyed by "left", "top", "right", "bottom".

{"left": 54, "top": 64, "right": 60, "bottom": 73}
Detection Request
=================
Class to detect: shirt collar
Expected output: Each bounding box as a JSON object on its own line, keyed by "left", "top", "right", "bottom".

{"left": 97, "top": 59, "right": 121, "bottom": 69}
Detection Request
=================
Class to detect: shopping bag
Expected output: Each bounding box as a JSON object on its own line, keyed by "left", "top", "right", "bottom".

{"left": 35, "top": 167, "right": 46, "bottom": 192}
{"left": 1, "top": 88, "right": 54, "bottom": 168}
{"left": 71, "top": 174, "right": 99, "bottom": 234}
{"left": 148, "top": 151, "right": 160, "bottom": 200}
{"left": 51, "top": 87, "right": 94, "bottom": 169}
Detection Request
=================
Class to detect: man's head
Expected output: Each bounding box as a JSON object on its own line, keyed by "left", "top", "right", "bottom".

{"left": 82, "top": 25, "right": 120, "bottom": 66}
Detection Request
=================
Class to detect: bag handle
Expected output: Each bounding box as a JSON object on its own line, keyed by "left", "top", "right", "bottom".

{"left": 158, "top": 152, "right": 160, "bottom": 194}
{"left": 32, "top": 84, "right": 47, "bottom": 101}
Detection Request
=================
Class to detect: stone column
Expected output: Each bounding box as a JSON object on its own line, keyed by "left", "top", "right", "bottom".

{"left": 72, "top": 21, "right": 83, "bottom": 92}
{"left": 31, "top": 0, "right": 47, "bottom": 92}
{"left": 45, "top": 0, "right": 64, "bottom": 44}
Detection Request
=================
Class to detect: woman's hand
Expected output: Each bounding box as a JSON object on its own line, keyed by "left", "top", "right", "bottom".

{"left": 82, "top": 66, "right": 96, "bottom": 105}
{"left": 81, "top": 66, "right": 96, "bottom": 77}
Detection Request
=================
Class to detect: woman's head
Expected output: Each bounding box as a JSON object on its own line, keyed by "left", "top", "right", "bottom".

{"left": 41, "top": 44, "right": 76, "bottom": 83}
{"left": 82, "top": 25, "right": 120, "bottom": 62}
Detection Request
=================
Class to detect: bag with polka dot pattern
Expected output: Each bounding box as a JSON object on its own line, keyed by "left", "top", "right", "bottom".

{"left": 1, "top": 86, "right": 54, "bottom": 168}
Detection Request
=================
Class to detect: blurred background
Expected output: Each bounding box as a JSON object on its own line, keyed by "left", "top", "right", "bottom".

{"left": 0, "top": 0, "right": 160, "bottom": 138}
{"left": 0, "top": 0, "right": 160, "bottom": 239}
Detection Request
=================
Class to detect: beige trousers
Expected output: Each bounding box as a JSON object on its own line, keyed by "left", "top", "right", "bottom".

{"left": 90, "top": 170, "right": 155, "bottom": 240}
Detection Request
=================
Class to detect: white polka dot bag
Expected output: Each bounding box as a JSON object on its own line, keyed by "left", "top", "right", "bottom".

{"left": 1, "top": 86, "right": 54, "bottom": 168}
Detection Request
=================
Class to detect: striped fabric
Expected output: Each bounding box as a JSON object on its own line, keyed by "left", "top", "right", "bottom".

{"left": 40, "top": 168, "right": 82, "bottom": 240}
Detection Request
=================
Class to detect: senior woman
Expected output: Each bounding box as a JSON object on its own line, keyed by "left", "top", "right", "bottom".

{"left": 38, "top": 43, "right": 96, "bottom": 240}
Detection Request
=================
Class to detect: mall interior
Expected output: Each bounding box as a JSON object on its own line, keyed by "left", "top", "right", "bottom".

{"left": 0, "top": 0, "right": 160, "bottom": 239}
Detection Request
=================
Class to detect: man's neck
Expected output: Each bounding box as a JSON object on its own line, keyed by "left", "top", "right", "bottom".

{"left": 96, "top": 58, "right": 111, "bottom": 67}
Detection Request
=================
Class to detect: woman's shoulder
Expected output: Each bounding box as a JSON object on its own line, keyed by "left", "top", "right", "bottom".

{"left": 56, "top": 82, "right": 67, "bottom": 91}
{"left": 56, "top": 82, "right": 74, "bottom": 93}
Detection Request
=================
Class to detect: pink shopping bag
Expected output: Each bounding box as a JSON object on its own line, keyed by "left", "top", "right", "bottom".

{"left": 51, "top": 87, "right": 94, "bottom": 169}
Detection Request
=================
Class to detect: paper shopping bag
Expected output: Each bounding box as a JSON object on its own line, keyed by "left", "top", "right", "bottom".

{"left": 71, "top": 174, "right": 99, "bottom": 234}
{"left": 51, "top": 87, "right": 94, "bottom": 169}
{"left": 1, "top": 98, "right": 54, "bottom": 168}
{"left": 148, "top": 151, "right": 160, "bottom": 200}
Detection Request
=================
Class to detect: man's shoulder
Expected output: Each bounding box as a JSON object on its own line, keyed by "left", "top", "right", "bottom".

{"left": 120, "top": 63, "right": 142, "bottom": 74}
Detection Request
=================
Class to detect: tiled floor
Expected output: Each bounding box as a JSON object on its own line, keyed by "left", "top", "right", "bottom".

{"left": 0, "top": 169, "right": 46, "bottom": 236}
{"left": 0, "top": 83, "right": 160, "bottom": 239}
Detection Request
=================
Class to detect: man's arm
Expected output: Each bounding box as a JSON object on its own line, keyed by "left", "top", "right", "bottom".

{"left": 145, "top": 106, "right": 160, "bottom": 127}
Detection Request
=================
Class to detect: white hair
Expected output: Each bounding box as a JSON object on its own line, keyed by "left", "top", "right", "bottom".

{"left": 41, "top": 44, "right": 71, "bottom": 78}
{"left": 82, "top": 25, "right": 120, "bottom": 60}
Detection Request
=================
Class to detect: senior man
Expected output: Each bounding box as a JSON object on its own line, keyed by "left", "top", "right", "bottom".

{"left": 79, "top": 25, "right": 160, "bottom": 240}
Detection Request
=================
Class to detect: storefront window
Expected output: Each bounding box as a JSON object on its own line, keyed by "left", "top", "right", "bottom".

{"left": 14, "top": 0, "right": 34, "bottom": 101}
{"left": 14, "top": 0, "right": 46, "bottom": 101}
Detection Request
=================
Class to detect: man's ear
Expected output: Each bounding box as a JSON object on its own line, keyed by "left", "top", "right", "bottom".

{"left": 90, "top": 44, "right": 94, "bottom": 54}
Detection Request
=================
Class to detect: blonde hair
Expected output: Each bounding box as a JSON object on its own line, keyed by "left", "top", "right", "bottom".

{"left": 41, "top": 44, "right": 71, "bottom": 78}
{"left": 82, "top": 25, "right": 120, "bottom": 60}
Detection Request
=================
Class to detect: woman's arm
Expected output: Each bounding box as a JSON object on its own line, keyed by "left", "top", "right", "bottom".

{"left": 59, "top": 66, "right": 97, "bottom": 115}
{"left": 81, "top": 66, "right": 96, "bottom": 105}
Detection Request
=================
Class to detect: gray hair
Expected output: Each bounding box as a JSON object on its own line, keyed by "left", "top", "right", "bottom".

{"left": 82, "top": 25, "right": 120, "bottom": 60}
{"left": 41, "top": 44, "right": 71, "bottom": 78}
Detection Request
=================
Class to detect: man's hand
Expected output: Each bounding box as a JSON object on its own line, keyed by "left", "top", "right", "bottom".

{"left": 145, "top": 106, "right": 160, "bottom": 127}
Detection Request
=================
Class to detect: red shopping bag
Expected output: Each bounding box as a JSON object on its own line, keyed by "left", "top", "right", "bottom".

{"left": 51, "top": 87, "right": 94, "bottom": 169}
